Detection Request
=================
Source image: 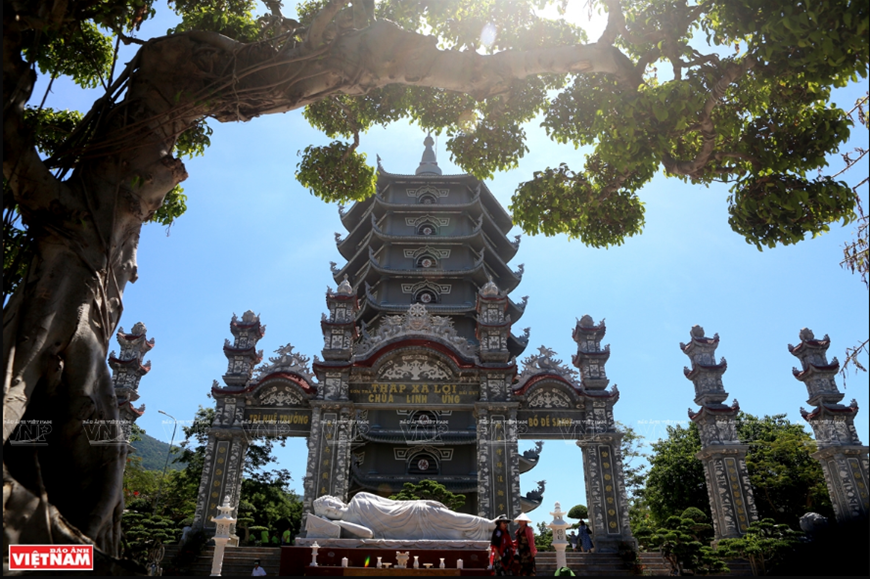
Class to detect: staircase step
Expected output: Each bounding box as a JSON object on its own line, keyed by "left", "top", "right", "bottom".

{"left": 160, "top": 545, "right": 749, "bottom": 576}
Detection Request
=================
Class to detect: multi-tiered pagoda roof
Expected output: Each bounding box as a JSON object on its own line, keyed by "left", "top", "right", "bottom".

{"left": 332, "top": 135, "right": 529, "bottom": 358}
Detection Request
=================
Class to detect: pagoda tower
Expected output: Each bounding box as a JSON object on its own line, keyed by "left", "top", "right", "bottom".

{"left": 313, "top": 135, "right": 531, "bottom": 515}
{"left": 333, "top": 135, "right": 528, "bottom": 350}
{"left": 790, "top": 328, "right": 870, "bottom": 522}
{"left": 109, "top": 322, "right": 155, "bottom": 442}
{"left": 682, "top": 325, "right": 759, "bottom": 540}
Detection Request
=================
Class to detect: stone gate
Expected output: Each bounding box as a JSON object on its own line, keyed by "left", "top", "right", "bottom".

{"left": 191, "top": 139, "right": 635, "bottom": 551}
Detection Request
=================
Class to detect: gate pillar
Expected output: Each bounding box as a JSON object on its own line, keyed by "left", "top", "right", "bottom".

{"left": 681, "top": 325, "right": 759, "bottom": 540}
{"left": 192, "top": 428, "right": 249, "bottom": 532}
{"left": 302, "top": 402, "right": 354, "bottom": 514}
{"left": 573, "top": 316, "right": 634, "bottom": 552}
{"left": 475, "top": 404, "right": 521, "bottom": 519}
{"left": 790, "top": 328, "right": 870, "bottom": 523}
{"left": 577, "top": 433, "right": 634, "bottom": 552}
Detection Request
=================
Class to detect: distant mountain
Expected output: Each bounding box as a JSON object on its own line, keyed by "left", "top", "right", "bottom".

{"left": 130, "top": 432, "right": 186, "bottom": 472}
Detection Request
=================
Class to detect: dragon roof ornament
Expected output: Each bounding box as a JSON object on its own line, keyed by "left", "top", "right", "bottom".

{"left": 254, "top": 343, "right": 316, "bottom": 384}
{"left": 479, "top": 278, "right": 500, "bottom": 297}
{"left": 336, "top": 275, "right": 354, "bottom": 295}
{"left": 515, "top": 346, "right": 579, "bottom": 388}
{"left": 355, "top": 303, "right": 477, "bottom": 358}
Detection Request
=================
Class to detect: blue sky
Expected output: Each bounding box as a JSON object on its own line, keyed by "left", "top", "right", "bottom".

{"left": 33, "top": 3, "right": 869, "bottom": 529}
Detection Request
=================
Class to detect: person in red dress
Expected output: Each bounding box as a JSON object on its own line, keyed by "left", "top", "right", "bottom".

{"left": 490, "top": 514, "right": 515, "bottom": 575}
{"left": 514, "top": 513, "right": 537, "bottom": 576}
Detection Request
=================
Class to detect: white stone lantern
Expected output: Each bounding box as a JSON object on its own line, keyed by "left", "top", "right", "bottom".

{"left": 548, "top": 502, "right": 571, "bottom": 571}
{"left": 210, "top": 499, "right": 237, "bottom": 576}
{"left": 310, "top": 541, "right": 320, "bottom": 567}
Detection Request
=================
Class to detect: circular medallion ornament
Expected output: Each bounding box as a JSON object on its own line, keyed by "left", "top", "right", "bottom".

{"left": 417, "top": 458, "right": 430, "bottom": 471}
{"left": 420, "top": 292, "right": 433, "bottom": 303}
{"left": 421, "top": 258, "right": 434, "bottom": 268}
{"left": 422, "top": 226, "right": 434, "bottom": 235}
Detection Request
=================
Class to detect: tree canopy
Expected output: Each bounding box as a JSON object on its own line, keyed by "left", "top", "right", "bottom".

{"left": 3, "top": 0, "right": 867, "bottom": 559}
{"left": 120, "top": 407, "right": 304, "bottom": 549}
{"left": 634, "top": 507, "right": 726, "bottom": 575}
{"left": 389, "top": 479, "right": 467, "bottom": 511}
{"left": 567, "top": 504, "right": 588, "bottom": 520}
{"left": 640, "top": 413, "right": 833, "bottom": 528}
{"left": 715, "top": 519, "right": 803, "bottom": 576}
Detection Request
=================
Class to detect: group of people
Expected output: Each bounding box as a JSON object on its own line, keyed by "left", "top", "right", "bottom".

{"left": 489, "top": 513, "right": 538, "bottom": 576}
{"left": 491, "top": 515, "right": 594, "bottom": 576}
{"left": 568, "top": 520, "right": 594, "bottom": 552}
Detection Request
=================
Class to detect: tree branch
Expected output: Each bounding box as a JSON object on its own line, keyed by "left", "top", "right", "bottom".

{"left": 3, "top": 17, "right": 68, "bottom": 217}
{"left": 334, "top": 21, "right": 641, "bottom": 100}
{"left": 600, "top": 0, "right": 668, "bottom": 46}
{"left": 305, "top": 0, "right": 352, "bottom": 51}
{"left": 662, "top": 57, "right": 756, "bottom": 177}
{"left": 331, "top": 97, "right": 361, "bottom": 161}
{"left": 72, "top": 21, "right": 642, "bottom": 161}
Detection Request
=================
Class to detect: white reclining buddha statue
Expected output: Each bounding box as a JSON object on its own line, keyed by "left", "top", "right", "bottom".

{"left": 309, "top": 492, "right": 496, "bottom": 541}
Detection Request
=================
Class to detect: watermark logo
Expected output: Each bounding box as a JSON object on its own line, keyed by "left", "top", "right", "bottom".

{"left": 160, "top": 418, "right": 195, "bottom": 442}
{"left": 8, "top": 545, "right": 93, "bottom": 571}
{"left": 635, "top": 418, "right": 689, "bottom": 440}
{"left": 6, "top": 420, "right": 52, "bottom": 446}
{"left": 399, "top": 414, "right": 449, "bottom": 443}
{"left": 82, "top": 419, "right": 128, "bottom": 446}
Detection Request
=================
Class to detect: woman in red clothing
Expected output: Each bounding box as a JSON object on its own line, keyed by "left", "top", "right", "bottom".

{"left": 489, "top": 514, "right": 515, "bottom": 575}
{"left": 514, "top": 512, "right": 537, "bottom": 576}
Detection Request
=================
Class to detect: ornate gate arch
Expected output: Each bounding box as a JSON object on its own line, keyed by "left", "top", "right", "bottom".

{"left": 193, "top": 308, "right": 635, "bottom": 552}
{"left": 510, "top": 316, "right": 634, "bottom": 552}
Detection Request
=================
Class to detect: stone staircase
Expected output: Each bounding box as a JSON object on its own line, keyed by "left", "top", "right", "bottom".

{"left": 160, "top": 545, "right": 753, "bottom": 576}
{"left": 535, "top": 552, "right": 648, "bottom": 576}
{"left": 534, "top": 551, "right": 753, "bottom": 576}
{"left": 715, "top": 559, "right": 754, "bottom": 576}
{"left": 639, "top": 552, "right": 674, "bottom": 576}
{"left": 162, "top": 544, "right": 282, "bottom": 576}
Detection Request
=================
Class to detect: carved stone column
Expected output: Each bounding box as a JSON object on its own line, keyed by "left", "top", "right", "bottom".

{"left": 682, "top": 326, "right": 758, "bottom": 540}
{"left": 790, "top": 328, "right": 870, "bottom": 522}
{"left": 192, "top": 428, "right": 249, "bottom": 532}
{"left": 506, "top": 407, "right": 522, "bottom": 519}
{"left": 573, "top": 315, "right": 634, "bottom": 552}
{"left": 577, "top": 433, "right": 633, "bottom": 552}
{"left": 193, "top": 311, "right": 263, "bottom": 533}
{"left": 475, "top": 406, "right": 493, "bottom": 518}
{"left": 302, "top": 406, "right": 324, "bottom": 514}
{"left": 303, "top": 403, "right": 354, "bottom": 511}
{"left": 475, "top": 403, "right": 520, "bottom": 518}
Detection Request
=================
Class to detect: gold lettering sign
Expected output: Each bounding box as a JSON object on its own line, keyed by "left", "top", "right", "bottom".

{"left": 242, "top": 409, "right": 312, "bottom": 435}
{"left": 348, "top": 383, "right": 479, "bottom": 405}
{"left": 516, "top": 411, "right": 586, "bottom": 435}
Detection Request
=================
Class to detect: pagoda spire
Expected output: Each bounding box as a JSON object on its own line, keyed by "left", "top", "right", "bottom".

{"left": 475, "top": 279, "right": 512, "bottom": 363}
{"left": 222, "top": 310, "right": 265, "bottom": 387}
{"left": 572, "top": 315, "right": 610, "bottom": 390}
{"left": 109, "top": 321, "right": 154, "bottom": 441}
{"left": 415, "top": 133, "right": 442, "bottom": 175}
{"left": 321, "top": 276, "right": 359, "bottom": 361}
{"left": 681, "top": 325, "right": 759, "bottom": 540}
{"left": 789, "top": 328, "right": 869, "bottom": 522}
